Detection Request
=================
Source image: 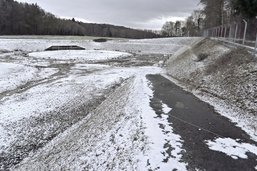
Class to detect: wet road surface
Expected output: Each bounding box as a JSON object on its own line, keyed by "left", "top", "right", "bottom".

{"left": 147, "top": 74, "right": 257, "bottom": 171}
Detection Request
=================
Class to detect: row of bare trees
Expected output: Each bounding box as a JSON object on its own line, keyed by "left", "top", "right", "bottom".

{"left": 161, "top": 0, "right": 257, "bottom": 37}
{"left": 161, "top": 21, "right": 183, "bottom": 37}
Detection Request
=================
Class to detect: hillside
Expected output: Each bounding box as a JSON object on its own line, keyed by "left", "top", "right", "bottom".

{"left": 0, "top": 0, "right": 158, "bottom": 39}
{"left": 166, "top": 38, "right": 257, "bottom": 139}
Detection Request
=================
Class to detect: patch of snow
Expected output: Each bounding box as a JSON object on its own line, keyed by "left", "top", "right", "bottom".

{"left": 0, "top": 62, "right": 57, "bottom": 93}
{"left": 131, "top": 74, "right": 187, "bottom": 170}
{"left": 206, "top": 137, "right": 257, "bottom": 160}
{"left": 0, "top": 67, "right": 133, "bottom": 124}
{"left": 28, "top": 50, "right": 131, "bottom": 61}
{"left": 162, "top": 102, "right": 172, "bottom": 114}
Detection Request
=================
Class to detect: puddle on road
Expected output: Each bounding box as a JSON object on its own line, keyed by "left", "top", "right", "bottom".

{"left": 175, "top": 101, "right": 185, "bottom": 109}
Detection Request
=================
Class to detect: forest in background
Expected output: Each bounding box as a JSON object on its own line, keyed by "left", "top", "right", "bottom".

{"left": 0, "top": 0, "right": 158, "bottom": 39}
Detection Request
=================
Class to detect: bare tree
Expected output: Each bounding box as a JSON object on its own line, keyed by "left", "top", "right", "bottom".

{"left": 161, "top": 21, "right": 175, "bottom": 37}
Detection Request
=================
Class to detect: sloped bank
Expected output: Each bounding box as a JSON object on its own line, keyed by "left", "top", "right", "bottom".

{"left": 166, "top": 38, "right": 257, "bottom": 140}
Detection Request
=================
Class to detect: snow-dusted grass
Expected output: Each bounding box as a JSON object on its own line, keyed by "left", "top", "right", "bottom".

{"left": 0, "top": 67, "right": 136, "bottom": 124}
{"left": 29, "top": 50, "right": 131, "bottom": 61}
{"left": 0, "top": 62, "right": 57, "bottom": 93}
{"left": 206, "top": 137, "right": 257, "bottom": 160}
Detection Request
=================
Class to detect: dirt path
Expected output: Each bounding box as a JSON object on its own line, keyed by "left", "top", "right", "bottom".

{"left": 147, "top": 74, "right": 257, "bottom": 171}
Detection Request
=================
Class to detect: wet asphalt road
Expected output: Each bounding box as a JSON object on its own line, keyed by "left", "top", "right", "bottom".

{"left": 147, "top": 74, "right": 257, "bottom": 171}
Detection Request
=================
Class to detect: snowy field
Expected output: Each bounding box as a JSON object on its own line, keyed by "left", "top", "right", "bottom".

{"left": 0, "top": 36, "right": 199, "bottom": 170}
{"left": 0, "top": 36, "right": 257, "bottom": 170}
{"left": 0, "top": 36, "right": 200, "bottom": 54}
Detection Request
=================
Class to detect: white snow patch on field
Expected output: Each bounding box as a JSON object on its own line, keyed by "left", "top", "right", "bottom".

{"left": 28, "top": 50, "right": 131, "bottom": 61}
{"left": 206, "top": 138, "right": 257, "bottom": 160}
{"left": 0, "top": 62, "right": 57, "bottom": 93}
{"left": 0, "top": 67, "right": 135, "bottom": 124}
{"left": 0, "top": 66, "right": 160, "bottom": 159}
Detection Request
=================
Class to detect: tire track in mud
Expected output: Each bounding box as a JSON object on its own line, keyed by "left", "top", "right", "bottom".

{"left": 0, "top": 63, "right": 75, "bottom": 101}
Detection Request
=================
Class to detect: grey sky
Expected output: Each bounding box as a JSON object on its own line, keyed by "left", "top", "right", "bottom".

{"left": 16, "top": 0, "right": 200, "bottom": 30}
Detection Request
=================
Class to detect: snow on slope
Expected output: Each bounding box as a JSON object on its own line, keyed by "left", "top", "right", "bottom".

{"left": 29, "top": 50, "right": 131, "bottom": 61}
{"left": 13, "top": 67, "right": 188, "bottom": 171}
{"left": 0, "top": 67, "right": 137, "bottom": 151}
{"left": 166, "top": 38, "right": 257, "bottom": 142}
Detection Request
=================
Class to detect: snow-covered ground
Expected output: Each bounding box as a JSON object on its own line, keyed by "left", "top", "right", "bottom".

{"left": 11, "top": 66, "right": 189, "bottom": 171}
{"left": 0, "top": 36, "right": 201, "bottom": 170}
{"left": 1, "top": 36, "right": 256, "bottom": 170}
{"left": 0, "top": 62, "right": 57, "bottom": 94}
{"left": 0, "top": 36, "right": 199, "bottom": 54}
{"left": 29, "top": 50, "right": 131, "bottom": 61}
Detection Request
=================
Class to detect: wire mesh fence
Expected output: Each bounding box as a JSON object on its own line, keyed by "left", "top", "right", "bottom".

{"left": 203, "top": 19, "right": 257, "bottom": 55}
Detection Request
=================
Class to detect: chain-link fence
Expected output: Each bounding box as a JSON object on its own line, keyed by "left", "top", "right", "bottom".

{"left": 203, "top": 19, "right": 257, "bottom": 55}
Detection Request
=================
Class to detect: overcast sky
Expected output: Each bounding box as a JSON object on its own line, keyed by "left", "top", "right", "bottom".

{"left": 16, "top": 0, "right": 200, "bottom": 30}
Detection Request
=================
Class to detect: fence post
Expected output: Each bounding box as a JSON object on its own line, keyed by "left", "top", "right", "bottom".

{"left": 220, "top": 25, "right": 224, "bottom": 37}
{"left": 243, "top": 19, "right": 248, "bottom": 45}
{"left": 234, "top": 23, "right": 238, "bottom": 42}
{"left": 224, "top": 25, "right": 227, "bottom": 38}
{"left": 229, "top": 24, "right": 232, "bottom": 40}
{"left": 220, "top": 26, "right": 222, "bottom": 37}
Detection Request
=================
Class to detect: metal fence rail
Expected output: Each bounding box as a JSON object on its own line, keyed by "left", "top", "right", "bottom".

{"left": 203, "top": 19, "right": 257, "bottom": 55}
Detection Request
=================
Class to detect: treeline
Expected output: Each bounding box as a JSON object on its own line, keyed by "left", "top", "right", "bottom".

{"left": 0, "top": 0, "right": 158, "bottom": 39}
{"left": 80, "top": 23, "right": 158, "bottom": 39}
{"left": 187, "top": 0, "right": 257, "bottom": 37}
{"left": 161, "top": 0, "right": 257, "bottom": 38}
